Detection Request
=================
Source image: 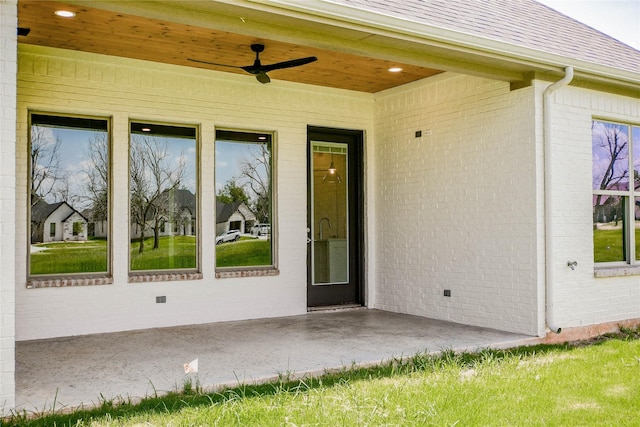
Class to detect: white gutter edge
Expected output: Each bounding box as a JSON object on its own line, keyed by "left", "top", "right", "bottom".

{"left": 244, "top": 0, "right": 639, "bottom": 88}
{"left": 543, "top": 66, "right": 574, "bottom": 334}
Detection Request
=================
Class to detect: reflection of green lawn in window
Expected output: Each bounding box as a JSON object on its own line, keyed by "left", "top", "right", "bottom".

{"left": 30, "top": 238, "right": 107, "bottom": 275}
{"left": 592, "top": 224, "right": 640, "bottom": 263}
{"left": 216, "top": 238, "right": 271, "bottom": 268}
{"left": 130, "top": 235, "right": 196, "bottom": 271}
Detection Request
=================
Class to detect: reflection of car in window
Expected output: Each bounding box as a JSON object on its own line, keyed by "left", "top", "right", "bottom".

{"left": 216, "top": 230, "right": 241, "bottom": 245}
{"left": 251, "top": 223, "right": 271, "bottom": 236}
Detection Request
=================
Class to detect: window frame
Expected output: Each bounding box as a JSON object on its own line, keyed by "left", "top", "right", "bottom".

{"left": 214, "top": 128, "right": 278, "bottom": 276}
{"left": 27, "top": 112, "right": 112, "bottom": 282}
{"left": 592, "top": 118, "right": 640, "bottom": 268}
{"left": 128, "top": 120, "right": 201, "bottom": 277}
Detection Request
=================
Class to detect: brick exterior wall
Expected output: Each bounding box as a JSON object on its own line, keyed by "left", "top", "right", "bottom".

{"left": 542, "top": 83, "right": 640, "bottom": 330}
{"left": 11, "top": 41, "right": 640, "bottom": 351}
{"left": 0, "top": 0, "right": 17, "bottom": 415}
{"left": 15, "top": 45, "right": 374, "bottom": 341}
{"left": 373, "top": 74, "right": 540, "bottom": 335}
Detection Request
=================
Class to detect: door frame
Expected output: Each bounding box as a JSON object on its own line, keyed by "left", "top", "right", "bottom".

{"left": 307, "top": 125, "right": 365, "bottom": 308}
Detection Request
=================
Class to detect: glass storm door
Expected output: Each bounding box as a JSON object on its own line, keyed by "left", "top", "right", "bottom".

{"left": 307, "top": 127, "right": 363, "bottom": 308}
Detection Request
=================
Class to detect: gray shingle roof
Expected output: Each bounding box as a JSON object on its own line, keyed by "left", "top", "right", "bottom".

{"left": 330, "top": 0, "right": 639, "bottom": 74}
{"left": 216, "top": 200, "right": 245, "bottom": 224}
{"left": 31, "top": 199, "right": 64, "bottom": 223}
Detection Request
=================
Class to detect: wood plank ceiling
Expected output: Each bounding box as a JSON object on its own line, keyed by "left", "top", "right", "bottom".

{"left": 17, "top": 0, "right": 444, "bottom": 93}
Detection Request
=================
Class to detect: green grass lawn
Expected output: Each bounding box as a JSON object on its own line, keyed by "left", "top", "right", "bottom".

{"left": 30, "top": 235, "right": 269, "bottom": 274}
{"left": 30, "top": 238, "right": 108, "bottom": 275}
{"left": 5, "top": 329, "right": 640, "bottom": 426}
{"left": 216, "top": 238, "right": 271, "bottom": 267}
{"left": 593, "top": 226, "right": 640, "bottom": 262}
{"left": 130, "top": 235, "right": 196, "bottom": 270}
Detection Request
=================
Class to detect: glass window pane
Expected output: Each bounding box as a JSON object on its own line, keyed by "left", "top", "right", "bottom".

{"left": 129, "top": 123, "right": 197, "bottom": 272}
{"left": 634, "top": 127, "right": 640, "bottom": 192}
{"left": 635, "top": 196, "right": 640, "bottom": 261}
{"left": 29, "top": 114, "right": 109, "bottom": 276}
{"left": 215, "top": 130, "right": 273, "bottom": 268}
{"left": 312, "top": 143, "right": 348, "bottom": 285}
{"left": 593, "top": 194, "right": 626, "bottom": 262}
{"left": 592, "top": 120, "right": 630, "bottom": 191}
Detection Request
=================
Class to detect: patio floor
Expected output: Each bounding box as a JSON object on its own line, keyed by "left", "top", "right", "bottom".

{"left": 15, "top": 308, "right": 538, "bottom": 413}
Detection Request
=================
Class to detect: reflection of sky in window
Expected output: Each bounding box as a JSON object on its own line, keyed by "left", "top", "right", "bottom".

{"left": 215, "top": 140, "right": 268, "bottom": 194}
{"left": 36, "top": 125, "right": 197, "bottom": 211}
{"left": 34, "top": 126, "right": 107, "bottom": 210}
{"left": 130, "top": 134, "right": 197, "bottom": 194}
{"left": 635, "top": 127, "right": 640, "bottom": 189}
{"left": 592, "top": 121, "right": 629, "bottom": 191}
{"left": 159, "top": 136, "right": 196, "bottom": 193}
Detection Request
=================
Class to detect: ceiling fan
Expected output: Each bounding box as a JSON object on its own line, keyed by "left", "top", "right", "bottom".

{"left": 189, "top": 43, "right": 317, "bottom": 84}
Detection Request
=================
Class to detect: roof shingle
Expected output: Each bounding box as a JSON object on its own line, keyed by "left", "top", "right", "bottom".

{"left": 330, "top": 0, "right": 639, "bottom": 74}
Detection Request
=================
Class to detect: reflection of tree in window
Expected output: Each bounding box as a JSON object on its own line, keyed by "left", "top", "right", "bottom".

{"left": 130, "top": 134, "right": 185, "bottom": 253}
{"left": 129, "top": 123, "right": 197, "bottom": 272}
{"left": 592, "top": 121, "right": 629, "bottom": 192}
{"left": 215, "top": 131, "right": 273, "bottom": 268}
{"left": 592, "top": 120, "right": 638, "bottom": 264}
{"left": 238, "top": 144, "right": 271, "bottom": 223}
{"left": 29, "top": 114, "right": 109, "bottom": 276}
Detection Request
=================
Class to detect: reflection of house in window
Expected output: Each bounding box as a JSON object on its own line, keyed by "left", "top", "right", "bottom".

{"left": 82, "top": 207, "right": 107, "bottom": 238}
{"left": 129, "top": 188, "right": 197, "bottom": 238}
{"left": 31, "top": 197, "right": 88, "bottom": 243}
{"left": 216, "top": 200, "right": 256, "bottom": 235}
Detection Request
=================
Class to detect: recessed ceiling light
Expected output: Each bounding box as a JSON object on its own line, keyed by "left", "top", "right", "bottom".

{"left": 388, "top": 67, "right": 403, "bottom": 73}
{"left": 141, "top": 127, "right": 151, "bottom": 132}
{"left": 54, "top": 10, "right": 76, "bottom": 18}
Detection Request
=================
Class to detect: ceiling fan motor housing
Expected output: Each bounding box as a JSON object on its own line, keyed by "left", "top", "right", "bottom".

{"left": 189, "top": 43, "right": 317, "bottom": 84}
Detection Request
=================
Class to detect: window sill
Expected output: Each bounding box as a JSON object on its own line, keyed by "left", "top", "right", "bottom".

{"left": 27, "top": 276, "right": 113, "bottom": 288}
{"left": 594, "top": 265, "right": 640, "bottom": 278}
{"left": 216, "top": 267, "right": 280, "bottom": 279}
{"left": 129, "top": 272, "right": 203, "bottom": 283}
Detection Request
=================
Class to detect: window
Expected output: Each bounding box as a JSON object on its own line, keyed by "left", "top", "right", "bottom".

{"left": 29, "top": 114, "right": 110, "bottom": 276}
{"left": 72, "top": 221, "right": 82, "bottom": 236}
{"left": 215, "top": 130, "right": 273, "bottom": 269}
{"left": 129, "top": 122, "right": 198, "bottom": 272}
{"left": 592, "top": 120, "right": 640, "bottom": 264}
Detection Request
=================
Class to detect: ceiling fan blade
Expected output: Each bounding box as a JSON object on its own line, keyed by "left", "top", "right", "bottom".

{"left": 256, "top": 72, "right": 271, "bottom": 84}
{"left": 187, "top": 58, "right": 243, "bottom": 69}
{"left": 260, "top": 56, "right": 317, "bottom": 73}
{"left": 188, "top": 45, "right": 316, "bottom": 84}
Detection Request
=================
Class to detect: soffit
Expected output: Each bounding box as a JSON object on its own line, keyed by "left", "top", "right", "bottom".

{"left": 17, "top": 0, "right": 448, "bottom": 93}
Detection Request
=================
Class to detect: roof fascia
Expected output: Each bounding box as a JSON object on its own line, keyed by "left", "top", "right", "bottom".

{"left": 246, "top": 0, "right": 640, "bottom": 90}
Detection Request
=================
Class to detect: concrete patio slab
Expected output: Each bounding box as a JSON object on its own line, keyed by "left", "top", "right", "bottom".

{"left": 15, "top": 309, "right": 538, "bottom": 413}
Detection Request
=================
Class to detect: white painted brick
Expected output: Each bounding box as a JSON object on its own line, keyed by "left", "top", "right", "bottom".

{"left": 14, "top": 45, "right": 374, "bottom": 341}
{"left": 0, "top": 0, "right": 17, "bottom": 415}
{"left": 6, "top": 29, "right": 639, "bottom": 420}
{"left": 541, "top": 85, "right": 640, "bottom": 329}
{"left": 373, "top": 73, "right": 539, "bottom": 335}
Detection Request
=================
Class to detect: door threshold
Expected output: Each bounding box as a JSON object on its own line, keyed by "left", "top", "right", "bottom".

{"left": 308, "top": 304, "right": 364, "bottom": 313}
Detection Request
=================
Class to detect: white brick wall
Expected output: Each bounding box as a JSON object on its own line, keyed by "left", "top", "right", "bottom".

{"left": 544, "top": 84, "right": 640, "bottom": 329}
{"left": 13, "top": 42, "right": 640, "bottom": 349}
{"left": 15, "top": 45, "right": 374, "bottom": 340}
{"left": 373, "top": 74, "right": 540, "bottom": 335}
{"left": 0, "top": 0, "right": 17, "bottom": 414}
